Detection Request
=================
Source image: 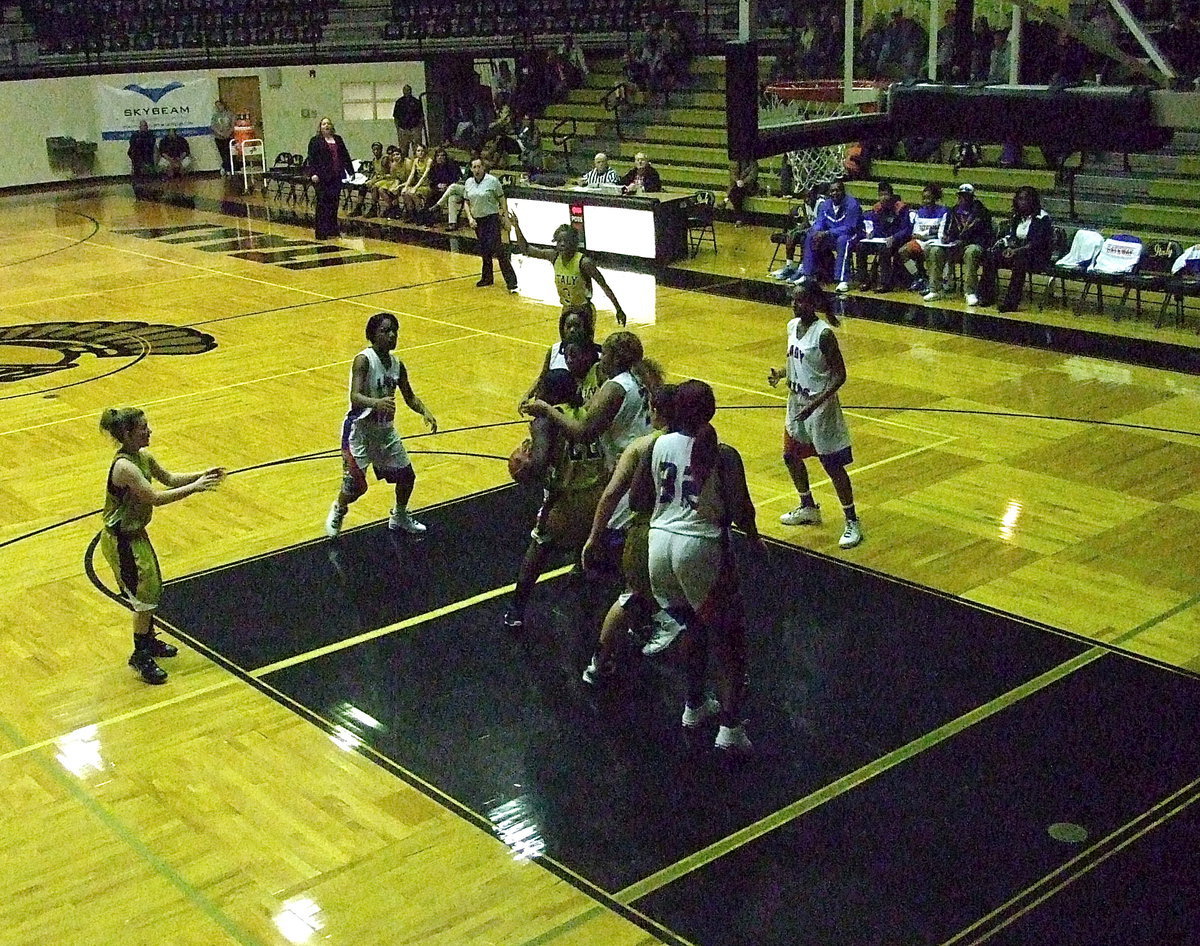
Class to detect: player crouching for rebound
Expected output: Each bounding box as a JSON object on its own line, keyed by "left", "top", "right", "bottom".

{"left": 645, "top": 380, "right": 764, "bottom": 752}
{"left": 325, "top": 312, "right": 438, "bottom": 537}
{"left": 505, "top": 369, "right": 607, "bottom": 630}
{"left": 579, "top": 383, "right": 677, "bottom": 684}
{"left": 769, "top": 283, "right": 863, "bottom": 549}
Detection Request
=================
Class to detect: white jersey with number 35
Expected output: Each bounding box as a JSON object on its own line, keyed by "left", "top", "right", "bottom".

{"left": 649, "top": 432, "right": 724, "bottom": 539}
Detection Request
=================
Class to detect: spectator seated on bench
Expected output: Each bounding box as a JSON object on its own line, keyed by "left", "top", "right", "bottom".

{"left": 924, "top": 182, "right": 994, "bottom": 306}
{"left": 896, "top": 182, "right": 947, "bottom": 292}
{"left": 979, "top": 185, "right": 1053, "bottom": 312}
{"left": 854, "top": 181, "right": 911, "bottom": 292}
{"left": 771, "top": 184, "right": 827, "bottom": 282}
{"left": 797, "top": 179, "right": 863, "bottom": 294}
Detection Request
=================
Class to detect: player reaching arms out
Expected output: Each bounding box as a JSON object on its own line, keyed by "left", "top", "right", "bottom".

{"left": 325, "top": 312, "right": 438, "bottom": 537}
{"left": 768, "top": 283, "right": 863, "bottom": 549}
{"left": 98, "top": 407, "right": 224, "bottom": 684}
{"left": 510, "top": 216, "right": 628, "bottom": 328}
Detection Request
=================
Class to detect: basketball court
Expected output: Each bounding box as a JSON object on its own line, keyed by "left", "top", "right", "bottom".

{"left": 2, "top": 173, "right": 1199, "bottom": 944}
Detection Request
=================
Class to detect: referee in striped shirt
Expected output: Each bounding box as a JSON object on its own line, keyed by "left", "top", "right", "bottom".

{"left": 579, "top": 152, "right": 620, "bottom": 188}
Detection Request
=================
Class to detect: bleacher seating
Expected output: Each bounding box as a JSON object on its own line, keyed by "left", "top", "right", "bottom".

{"left": 21, "top": 0, "right": 336, "bottom": 55}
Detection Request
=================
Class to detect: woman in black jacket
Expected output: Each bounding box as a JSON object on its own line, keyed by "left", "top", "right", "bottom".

{"left": 307, "top": 116, "right": 354, "bottom": 240}
{"left": 982, "top": 185, "right": 1053, "bottom": 312}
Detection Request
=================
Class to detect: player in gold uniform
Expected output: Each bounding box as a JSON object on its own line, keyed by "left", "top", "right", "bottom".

{"left": 510, "top": 216, "right": 628, "bottom": 327}
{"left": 504, "top": 369, "right": 607, "bottom": 630}
{"left": 98, "top": 407, "right": 224, "bottom": 684}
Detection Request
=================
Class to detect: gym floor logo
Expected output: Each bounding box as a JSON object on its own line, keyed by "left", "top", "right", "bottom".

{"left": 0, "top": 321, "right": 216, "bottom": 385}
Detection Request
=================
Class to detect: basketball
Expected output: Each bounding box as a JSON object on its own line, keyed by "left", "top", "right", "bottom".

{"left": 508, "top": 438, "right": 536, "bottom": 484}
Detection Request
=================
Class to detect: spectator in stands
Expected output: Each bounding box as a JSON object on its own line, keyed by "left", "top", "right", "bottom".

{"left": 987, "top": 27, "right": 1011, "bottom": 83}
{"left": 854, "top": 181, "right": 911, "bottom": 292}
{"left": 980, "top": 185, "right": 1052, "bottom": 312}
{"left": 428, "top": 147, "right": 464, "bottom": 228}
{"left": 936, "top": 9, "right": 957, "bottom": 80}
{"left": 880, "top": 9, "right": 926, "bottom": 80}
{"left": 971, "top": 16, "right": 994, "bottom": 80}
{"left": 771, "top": 184, "right": 827, "bottom": 281}
{"left": 798, "top": 179, "right": 862, "bottom": 293}
{"left": 399, "top": 143, "right": 433, "bottom": 220}
{"left": 580, "top": 152, "right": 619, "bottom": 187}
{"left": 923, "top": 182, "right": 994, "bottom": 306}
{"left": 858, "top": 14, "right": 888, "bottom": 79}
{"left": 620, "top": 152, "right": 663, "bottom": 194}
{"left": 128, "top": 120, "right": 156, "bottom": 179}
{"left": 724, "top": 158, "right": 759, "bottom": 226}
{"left": 306, "top": 116, "right": 353, "bottom": 240}
{"left": 392, "top": 84, "right": 424, "bottom": 157}
{"left": 157, "top": 128, "right": 192, "bottom": 178}
{"left": 210, "top": 100, "right": 234, "bottom": 177}
{"left": 515, "top": 115, "right": 544, "bottom": 174}
{"left": 560, "top": 33, "right": 588, "bottom": 85}
{"left": 1159, "top": 10, "right": 1200, "bottom": 86}
{"left": 663, "top": 18, "right": 693, "bottom": 87}
{"left": 897, "top": 182, "right": 948, "bottom": 291}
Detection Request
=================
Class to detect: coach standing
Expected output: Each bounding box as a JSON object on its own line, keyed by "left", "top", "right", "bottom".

{"left": 307, "top": 116, "right": 353, "bottom": 240}
{"left": 392, "top": 85, "right": 423, "bottom": 158}
{"left": 464, "top": 157, "right": 518, "bottom": 291}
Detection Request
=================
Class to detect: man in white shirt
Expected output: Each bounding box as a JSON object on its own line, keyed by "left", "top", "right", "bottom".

{"left": 463, "top": 157, "right": 518, "bottom": 291}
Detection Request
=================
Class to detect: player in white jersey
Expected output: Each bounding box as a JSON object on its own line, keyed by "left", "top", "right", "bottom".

{"left": 325, "top": 312, "right": 438, "bottom": 537}
{"left": 646, "top": 380, "right": 764, "bottom": 752}
{"left": 769, "top": 283, "right": 863, "bottom": 549}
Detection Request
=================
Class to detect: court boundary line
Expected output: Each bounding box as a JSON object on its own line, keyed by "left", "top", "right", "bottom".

{"left": 941, "top": 773, "right": 1200, "bottom": 945}
{"left": 614, "top": 647, "right": 1108, "bottom": 904}
{"left": 135, "top": 604, "right": 697, "bottom": 946}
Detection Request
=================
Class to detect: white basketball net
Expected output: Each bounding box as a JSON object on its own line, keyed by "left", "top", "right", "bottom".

{"left": 760, "top": 92, "right": 859, "bottom": 195}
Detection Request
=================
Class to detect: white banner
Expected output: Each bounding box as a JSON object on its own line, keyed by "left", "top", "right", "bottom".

{"left": 97, "top": 76, "right": 215, "bottom": 141}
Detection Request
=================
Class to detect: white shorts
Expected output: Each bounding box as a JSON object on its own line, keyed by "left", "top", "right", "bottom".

{"left": 342, "top": 417, "right": 410, "bottom": 491}
{"left": 785, "top": 392, "right": 852, "bottom": 459}
{"left": 648, "top": 527, "right": 722, "bottom": 615}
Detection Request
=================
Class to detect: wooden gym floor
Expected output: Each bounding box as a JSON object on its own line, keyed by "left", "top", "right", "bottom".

{"left": 1, "top": 177, "right": 1198, "bottom": 945}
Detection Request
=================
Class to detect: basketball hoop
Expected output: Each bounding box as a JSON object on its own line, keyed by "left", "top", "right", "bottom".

{"left": 761, "top": 80, "right": 884, "bottom": 195}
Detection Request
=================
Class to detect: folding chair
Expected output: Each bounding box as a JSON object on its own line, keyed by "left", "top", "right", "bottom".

{"left": 1076, "top": 234, "right": 1143, "bottom": 317}
{"left": 687, "top": 191, "right": 717, "bottom": 257}
{"left": 1044, "top": 228, "right": 1104, "bottom": 309}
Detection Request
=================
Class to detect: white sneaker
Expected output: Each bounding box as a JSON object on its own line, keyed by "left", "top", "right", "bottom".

{"left": 922, "top": 289, "right": 943, "bottom": 302}
{"left": 965, "top": 292, "right": 979, "bottom": 306}
{"left": 681, "top": 696, "right": 720, "bottom": 728}
{"left": 715, "top": 724, "right": 753, "bottom": 752}
{"left": 780, "top": 504, "right": 822, "bottom": 526}
{"left": 835, "top": 281, "right": 851, "bottom": 293}
{"left": 642, "top": 611, "right": 684, "bottom": 655}
{"left": 324, "top": 502, "right": 346, "bottom": 537}
{"left": 771, "top": 263, "right": 798, "bottom": 280}
{"left": 839, "top": 518, "right": 864, "bottom": 549}
{"left": 388, "top": 508, "right": 427, "bottom": 533}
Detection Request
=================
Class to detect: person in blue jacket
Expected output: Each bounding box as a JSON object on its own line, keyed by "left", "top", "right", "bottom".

{"left": 798, "top": 179, "right": 863, "bottom": 293}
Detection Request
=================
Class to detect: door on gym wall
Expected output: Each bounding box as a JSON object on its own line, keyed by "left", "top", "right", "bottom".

{"left": 218, "top": 76, "right": 263, "bottom": 137}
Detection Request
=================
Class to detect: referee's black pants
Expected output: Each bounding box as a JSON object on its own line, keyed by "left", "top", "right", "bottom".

{"left": 475, "top": 213, "right": 517, "bottom": 289}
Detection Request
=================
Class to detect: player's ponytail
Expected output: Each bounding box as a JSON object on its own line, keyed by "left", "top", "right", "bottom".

{"left": 672, "top": 380, "right": 718, "bottom": 491}
{"left": 632, "top": 356, "right": 664, "bottom": 395}
{"left": 99, "top": 407, "right": 145, "bottom": 444}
